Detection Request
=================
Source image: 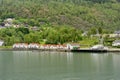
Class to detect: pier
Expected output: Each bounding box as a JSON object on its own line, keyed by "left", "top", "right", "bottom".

{"left": 71, "top": 49, "right": 107, "bottom": 53}
{"left": 71, "top": 48, "right": 120, "bottom": 53}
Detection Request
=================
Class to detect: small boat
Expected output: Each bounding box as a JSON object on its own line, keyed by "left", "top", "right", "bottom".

{"left": 90, "top": 44, "right": 108, "bottom": 50}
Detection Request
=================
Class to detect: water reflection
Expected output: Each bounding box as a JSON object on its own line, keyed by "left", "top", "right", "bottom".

{"left": 112, "top": 53, "right": 120, "bottom": 72}
{"left": 91, "top": 53, "right": 111, "bottom": 72}
{"left": 0, "top": 51, "right": 120, "bottom": 80}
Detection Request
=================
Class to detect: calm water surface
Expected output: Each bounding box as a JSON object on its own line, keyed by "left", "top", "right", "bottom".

{"left": 0, "top": 51, "right": 120, "bottom": 80}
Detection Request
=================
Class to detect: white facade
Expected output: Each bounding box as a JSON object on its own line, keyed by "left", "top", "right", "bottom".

{"left": 28, "top": 43, "right": 39, "bottom": 49}
{"left": 5, "top": 23, "right": 12, "bottom": 27}
{"left": 39, "top": 44, "right": 67, "bottom": 50}
{"left": 13, "top": 44, "right": 19, "bottom": 48}
{"left": 40, "top": 45, "right": 50, "bottom": 49}
{"left": 49, "top": 45, "right": 57, "bottom": 49}
{"left": 58, "top": 45, "right": 64, "bottom": 49}
{"left": 112, "top": 43, "right": 120, "bottom": 46}
{"left": 40, "top": 45, "right": 45, "bottom": 49}
{"left": 67, "top": 43, "right": 80, "bottom": 50}
{"left": 112, "top": 40, "right": 120, "bottom": 47}
{"left": 4, "top": 18, "right": 14, "bottom": 24}
{"left": 44, "top": 45, "right": 50, "bottom": 49}
{"left": 13, "top": 43, "right": 28, "bottom": 49}
{"left": 0, "top": 40, "right": 4, "bottom": 46}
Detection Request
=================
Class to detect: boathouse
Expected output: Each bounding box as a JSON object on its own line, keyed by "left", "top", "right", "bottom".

{"left": 13, "top": 43, "right": 28, "bottom": 49}
{"left": 57, "top": 45, "right": 67, "bottom": 49}
{"left": 28, "top": 43, "right": 40, "bottom": 49}
{"left": 40, "top": 44, "right": 50, "bottom": 49}
{"left": 49, "top": 45, "right": 57, "bottom": 49}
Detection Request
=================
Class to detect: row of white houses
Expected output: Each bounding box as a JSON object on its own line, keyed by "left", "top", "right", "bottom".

{"left": 13, "top": 43, "right": 80, "bottom": 50}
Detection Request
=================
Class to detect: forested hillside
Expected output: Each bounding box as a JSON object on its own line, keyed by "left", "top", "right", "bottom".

{"left": 0, "top": 0, "right": 120, "bottom": 46}
{"left": 0, "top": 0, "right": 120, "bottom": 30}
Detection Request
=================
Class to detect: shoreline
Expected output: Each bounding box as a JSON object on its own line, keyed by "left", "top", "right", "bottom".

{"left": 0, "top": 48, "right": 69, "bottom": 52}
{"left": 0, "top": 48, "right": 120, "bottom": 53}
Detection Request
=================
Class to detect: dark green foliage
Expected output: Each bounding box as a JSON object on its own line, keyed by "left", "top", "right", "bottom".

{"left": 15, "top": 27, "right": 29, "bottom": 34}
{"left": 0, "top": 0, "right": 120, "bottom": 30}
{"left": 98, "top": 27, "right": 103, "bottom": 34}
{"left": 45, "top": 26, "right": 82, "bottom": 44}
{"left": 104, "top": 37, "right": 115, "bottom": 46}
{"left": 0, "top": 26, "right": 82, "bottom": 45}
{"left": 0, "top": 0, "right": 120, "bottom": 46}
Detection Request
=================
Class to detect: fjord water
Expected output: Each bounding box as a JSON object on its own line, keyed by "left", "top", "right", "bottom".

{"left": 0, "top": 51, "right": 120, "bottom": 80}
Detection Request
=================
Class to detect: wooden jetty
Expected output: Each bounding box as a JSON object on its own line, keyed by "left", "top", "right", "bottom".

{"left": 71, "top": 48, "right": 120, "bottom": 53}
{"left": 71, "top": 48, "right": 107, "bottom": 53}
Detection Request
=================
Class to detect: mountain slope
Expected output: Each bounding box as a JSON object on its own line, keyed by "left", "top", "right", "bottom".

{"left": 0, "top": 0, "right": 120, "bottom": 30}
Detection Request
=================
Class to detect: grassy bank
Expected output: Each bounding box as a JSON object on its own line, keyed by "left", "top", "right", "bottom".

{"left": 0, "top": 46, "right": 12, "bottom": 49}
{"left": 79, "top": 37, "right": 99, "bottom": 48}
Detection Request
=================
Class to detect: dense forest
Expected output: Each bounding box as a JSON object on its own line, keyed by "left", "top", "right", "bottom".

{"left": 0, "top": 0, "right": 120, "bottom": 29}
{"left": 0, "top": 0, "right": 120, "bottom": 46}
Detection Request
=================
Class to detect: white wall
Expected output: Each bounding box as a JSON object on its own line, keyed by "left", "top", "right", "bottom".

{"left": 0, "top": 41, "right": 4, "bottom": 46}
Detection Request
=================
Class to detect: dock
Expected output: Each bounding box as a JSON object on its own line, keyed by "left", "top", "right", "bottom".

{"left": 71, "top": 48, "right": 107, "bottom": 53}
{"left": 71, "top": 48, "right": 120, "bottom": 53}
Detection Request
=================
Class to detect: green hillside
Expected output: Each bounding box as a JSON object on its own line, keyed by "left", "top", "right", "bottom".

{"left": 0, "top": 0, "right": 120, "bottom": 30}
{"left": 0, "top": 0, "right": 120, "bottom": 46}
